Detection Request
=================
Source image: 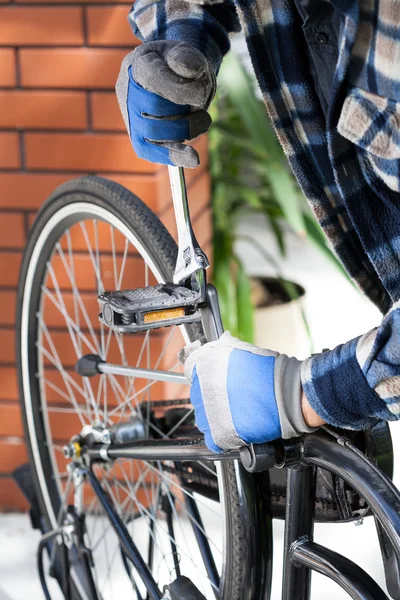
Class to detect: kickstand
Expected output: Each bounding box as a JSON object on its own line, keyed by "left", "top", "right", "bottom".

{"left": 12, "top": 464, "right": 68, "bottom": 598}
{"left": 163, "top": 576, "right": 208, "bottom": 599}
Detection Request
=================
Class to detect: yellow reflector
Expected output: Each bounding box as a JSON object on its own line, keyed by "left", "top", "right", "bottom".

{"left": 73, "top": 442, "right": 82, "bottom": 458}
{"left": 144, "top": 307, "right": 185, "bottom": 323}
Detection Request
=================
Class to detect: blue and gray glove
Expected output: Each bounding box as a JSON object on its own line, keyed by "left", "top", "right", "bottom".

{"left": 179, "top": 332, "right": 316, "bottom": 453}
{"left": 116, "top": 40, "right": 216, "bottom": 168}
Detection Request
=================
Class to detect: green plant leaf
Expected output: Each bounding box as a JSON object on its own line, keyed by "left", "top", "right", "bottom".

{"left": 234, "top": 257, "right": 254, "bottom": 343}
{"left": 213, "top": 230, "right": 238, "bottom": 333}
{"left": 266, "top": 163, "right": 306, "bottom": 236}
{"left": 303, "top": 212, "right": 356, "bottom": 287}
{"left": 268, "top": 216, "right": 286, "bottom": 257}
{"left": 218, "top": 54, "right": 282, "bottom": 160}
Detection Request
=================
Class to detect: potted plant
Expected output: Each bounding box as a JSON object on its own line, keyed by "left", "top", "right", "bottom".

{"left": 209, "top": 53, "right": 349, "bottom": 353}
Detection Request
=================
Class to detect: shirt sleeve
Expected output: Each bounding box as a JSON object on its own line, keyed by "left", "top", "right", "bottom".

{"left": 128, "top": 0, "right": 241, "bottom": 71}
{"left": 301, "top": 300, "right": 400, "bottom": 429}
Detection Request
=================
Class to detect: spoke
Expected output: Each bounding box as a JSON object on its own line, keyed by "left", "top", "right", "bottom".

{"left": 55, "top": 241, "right": 102, "bottom": 355}
{"left": 108, "top": 360, "right": 180, "bottom": 419}
{"left": 33, "top": 212, "right": 225, "bottom": 598}
{"left": 99, "top": 506, "right": 113, "bottom": 599}
{"left": 143, "top": 462, "right": 221, "bottom": 518}
{"left": 165, "top": 407, "right": 194, "bottom": 438}
{"left": 45, "top": 262, "right": 84, "bottom": 360}
{"left": 66, "top": 229, "right": 82, "bottom": 356}
{"left": 49, "top": 470, "right": 73, "bottom": 567}
{"left": 157, "top": 459, "right": 220, "bottom": 594}
{"left": 115, "top": 479, "right": 217, "bottom": 590}
{"left": 121, "top": 330, "right": 151, "bottom": 420}
{"left": 36, "top": 321, "right": 87, "bottom": 426}
{"left": 110, "top": 225, "right": 118, "bottom": 291}
{"left": 91, "top": 492, "right": 132, "bottom": 553}
{"left": 91, "top": 466, "right": 152, "bottom": 552}
{"left": 117, "top": 237, "right": 129, "bottom": 291}
{"left": 42, "top": 378, "right": 78, "bottom": 404}
{"left": 37, "top": 328, "right": 97, "bottom": 423}
{"left": 93, "top": 220, "right": 106, "bottom": 362}
{"left": 41, "top": 285, "right": 98, "bottom": 355}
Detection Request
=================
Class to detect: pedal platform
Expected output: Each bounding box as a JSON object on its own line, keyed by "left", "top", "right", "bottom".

{"left": 98, "top": 283, "right": 202, "bottom": 333}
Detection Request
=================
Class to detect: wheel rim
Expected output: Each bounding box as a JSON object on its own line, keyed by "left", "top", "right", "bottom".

{"left": 20, "top": 201, "right": 227, "bottom": 599}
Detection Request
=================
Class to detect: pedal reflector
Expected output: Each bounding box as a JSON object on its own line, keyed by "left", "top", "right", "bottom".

{"left": 144, "top": 307, "right": 185, "bottom": 323}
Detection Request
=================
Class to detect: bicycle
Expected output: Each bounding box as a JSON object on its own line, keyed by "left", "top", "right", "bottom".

{"left": 15, "top": 166, "right": 400, "bottom": 600}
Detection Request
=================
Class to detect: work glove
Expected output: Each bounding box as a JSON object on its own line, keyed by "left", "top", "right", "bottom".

{"left": 116, "top": 40, "right": 216, "bottom": 168}
{"left": 179, "top": 332, "right": 316, "bottom": 453}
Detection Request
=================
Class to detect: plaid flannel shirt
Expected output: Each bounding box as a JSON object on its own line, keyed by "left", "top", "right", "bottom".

{"left": 128, "top": 0, "right": 400, "bottom": 429}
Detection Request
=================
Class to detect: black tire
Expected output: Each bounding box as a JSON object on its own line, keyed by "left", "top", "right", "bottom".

{"left": 16, "top": 176, "right": 266, "bottom": 600}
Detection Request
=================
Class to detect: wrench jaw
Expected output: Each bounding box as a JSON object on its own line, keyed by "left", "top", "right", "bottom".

{"left": 173, "top": 245, "right": 209, "bottom": 287}
{"left": 97, "top": 167, "right": 211, "bottom": 333}
{"left": 168, "top": 166, "right": 210, "bottom": 295}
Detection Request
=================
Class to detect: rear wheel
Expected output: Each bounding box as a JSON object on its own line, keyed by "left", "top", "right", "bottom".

{"left": 17, "top": 176, "right": 268, "bottom": 600}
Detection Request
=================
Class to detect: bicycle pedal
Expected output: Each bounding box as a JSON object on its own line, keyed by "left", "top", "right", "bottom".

{"left": 98, "top": 283, "right": 202, "bottom": 333}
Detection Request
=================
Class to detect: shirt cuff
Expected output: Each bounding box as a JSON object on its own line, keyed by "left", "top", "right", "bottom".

{"left": 300, "top": 336, "right": 383, "bottom": 430}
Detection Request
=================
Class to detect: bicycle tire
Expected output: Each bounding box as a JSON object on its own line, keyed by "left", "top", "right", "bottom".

{"left": 16, "top": 175, "right": 264, "bottom": 600}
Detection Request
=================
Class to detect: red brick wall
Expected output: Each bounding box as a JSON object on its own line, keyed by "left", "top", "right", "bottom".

{"left": 0, "top": 1, "right": 211, "bottom": 510}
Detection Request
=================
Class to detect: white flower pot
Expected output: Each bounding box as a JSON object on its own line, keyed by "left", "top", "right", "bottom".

{"left": 253, "top": 278, "right": 310, "bottom": 359}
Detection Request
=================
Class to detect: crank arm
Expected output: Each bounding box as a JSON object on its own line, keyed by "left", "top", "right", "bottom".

{"left": 169, "top": 166, "right": 209, "bottom": 285}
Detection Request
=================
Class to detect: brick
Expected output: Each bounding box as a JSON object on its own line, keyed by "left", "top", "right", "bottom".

{"left": 0, "top": 251, "right": 21, "bottom": 286}
{"left": 188, "top": 171, "right": 211, "bottom": 220}
{"left": 57, "top": 217, "right": 142, "bottom": 253}
{"left": 0, "top": 292, "right": 16, "bottom": 325}
{"left": 0, "top": 403, "right": 22, "bottom": 437}
{"left": 0, "top": 91, "right": 87, "bottom": 130}
{"left": 25, "top": 133, "right": 157, "bottom": 173}
{"left": 0, "top": 172, "right": 162, "bottom": 211}
{"left": 194, "top": 205, "right": 212, "bottom": 249}
{"left": 0, "top": 133, "right": 19, "bottom": 169}
{"left": 160, "top": 173, "right": 211, "bottom": 241}
{"left": 0, "top": 49, "right": 15, "bottom": 87}
{"left": 0, "top": 330, "right": 14, "bottom": 362}
{"left": 154, "top": 136, "right": 209, "bottom": 212}
{"left": 0, "top": 213, "right": 25, "bottom": 248}
{"left": 0, "top": 439, "right": 27, "bottom": 473}
{"left": 0, "top": 173, "right": 78, "bottom": 209}
{"left": 104, "top": 174, "right": 158, "bottom": 210}
{"left": 44, "top": 366, "right": 166, "bottom": 405}
{"left": 0, "top": 367, "right": 18, "bottom": 400}
{"left": 91, "top": 92, "right": 125, "bottom": 131}
{"left": 0, "top": 478, "right": 28, "bottom": 512}
{"left": 41, "top": 330, "right": 166, "bottom": 368}
{"left": 43, "top": 253, "right": 146, "bottom": 290}
{"left": 20, "top": 48, "right": 127, "bottom": 89}
{"left": 87, "top": 6, "right": 138, "bottom": 46}
{"left": 0, "top": 7, "right": 83, "bottom": 46}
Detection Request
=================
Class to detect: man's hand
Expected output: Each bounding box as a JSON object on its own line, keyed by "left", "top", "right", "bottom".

{"left": 179, "top": 332, "right": 318, "bottom": 453}
{"left": 116, "top": 41, "right": 216, "bottom": 168}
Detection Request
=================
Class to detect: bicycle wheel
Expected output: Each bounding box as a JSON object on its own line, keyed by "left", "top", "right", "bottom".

{"left": 17, "top": 176, "right": 268, "bottom": 600}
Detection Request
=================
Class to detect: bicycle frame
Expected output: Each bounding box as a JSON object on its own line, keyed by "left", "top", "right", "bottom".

{"left": 49, "top": 167, "right": 400, "bottom": 599}
{"left": 71, "top": 430, "right": 400, "bottom": 600}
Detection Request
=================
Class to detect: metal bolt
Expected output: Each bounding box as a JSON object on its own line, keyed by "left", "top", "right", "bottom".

{"left": 63, "top": 444, "right": 73, "bottom": 459}
{"left": 101, "top": 429, "right": 111, "bottom": 444}
{"left": 354, "top": 518, "right": 364, "bottom": 527}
